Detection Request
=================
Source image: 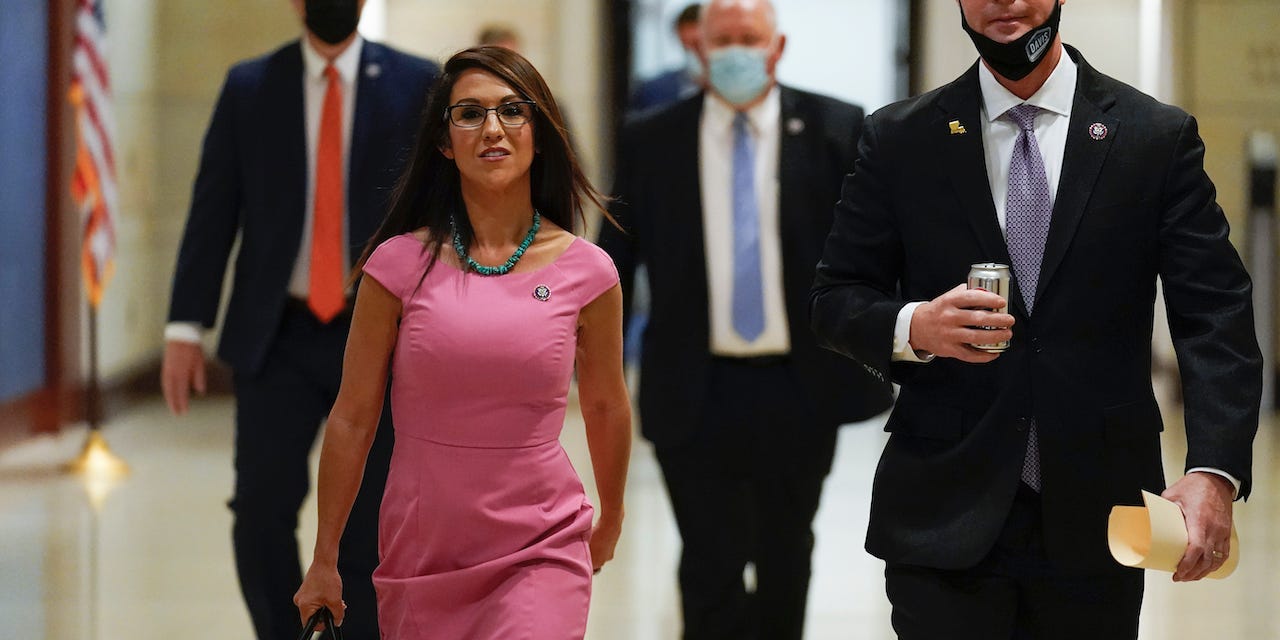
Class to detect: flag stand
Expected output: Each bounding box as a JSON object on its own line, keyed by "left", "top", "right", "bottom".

{"left": 66, "top": 17, "right": 128, "bottom": 482}
{"left": 68, "top": 304, "right": 129, "bottom": 482}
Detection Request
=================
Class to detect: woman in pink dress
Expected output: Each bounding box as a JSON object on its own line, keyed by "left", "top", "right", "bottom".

{"left": 294, "top": 46, "right": 631, "bottom": 639}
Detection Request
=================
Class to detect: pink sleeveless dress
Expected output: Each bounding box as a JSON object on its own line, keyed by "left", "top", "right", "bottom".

{"left": 361, "top": 233, "right": 619, "bottom": 639}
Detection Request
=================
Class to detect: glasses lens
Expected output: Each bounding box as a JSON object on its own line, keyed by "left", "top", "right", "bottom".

{"left": 497, "top": 102, "right": 532, "bottom": 126}
{"left": 452, "top": 105, "right": 486, "bottom": 127}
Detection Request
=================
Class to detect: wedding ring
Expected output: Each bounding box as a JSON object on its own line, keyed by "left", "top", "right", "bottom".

{"left": 1211, "top": 550, "right": 1225, "bottom": 560}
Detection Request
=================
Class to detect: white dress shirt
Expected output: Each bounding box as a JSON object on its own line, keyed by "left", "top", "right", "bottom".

{"left": 166, "top": 35, "right": 363, "bottom": 344}
{"left": 700, "top": 87, "right": 790, "bottom": 356}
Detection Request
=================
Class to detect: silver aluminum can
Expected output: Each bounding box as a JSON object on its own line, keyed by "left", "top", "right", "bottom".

{"left": 966, "top": 262, "right": 1011, "bottom": 353}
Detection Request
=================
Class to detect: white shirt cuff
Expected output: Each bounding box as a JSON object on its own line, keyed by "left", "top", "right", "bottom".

{"left": 1187, "top": 467, "right": 1241, "bottom": 499}
{"left": 891, "top": 301, "right": 934, "bottom": 363}
{"left": 164, "top": 322, "right": 204, "bottom": 344}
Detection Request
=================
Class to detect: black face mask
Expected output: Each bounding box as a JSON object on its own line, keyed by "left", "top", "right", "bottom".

{"left": 305, "top": 0, "right": 360, "bottom": 45}
{"left": 961, "top": 1, "right": 1062, "bottom": 81}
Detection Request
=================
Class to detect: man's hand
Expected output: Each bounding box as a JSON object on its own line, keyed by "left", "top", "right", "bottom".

{"left": 909, "top": 284, "right": 1015, "bottom": 363}
{"left": 1162, "top": 472, "right": 1234, "bottom": 582}
{"left": 161, "top": 340, "right": 207, "bottom": 416}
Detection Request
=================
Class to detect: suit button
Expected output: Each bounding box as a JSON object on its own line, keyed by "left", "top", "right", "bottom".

{"left": 1030, "top": 338, "right": 1042, "bottom": 353}
{"left": 1015, "top": 418, "right": 1030, "bottom": 432}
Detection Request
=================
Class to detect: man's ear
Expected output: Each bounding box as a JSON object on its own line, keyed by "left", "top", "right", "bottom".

{"left": 767, "top": 33, "right": 787, "bottom": 75}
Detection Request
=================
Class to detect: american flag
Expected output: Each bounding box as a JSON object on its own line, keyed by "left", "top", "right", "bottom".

{"left": 69, "top": 0, "right": 117, "bottom": 308}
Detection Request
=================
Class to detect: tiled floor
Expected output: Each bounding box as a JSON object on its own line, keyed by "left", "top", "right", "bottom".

{"left": 1, "top": 388, "right": 1277, "bottom": 639}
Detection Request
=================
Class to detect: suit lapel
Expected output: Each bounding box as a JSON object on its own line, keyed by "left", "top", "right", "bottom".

{"left": 1036, "top": 52, "right": 1118, "bottom": 303}
{"left": 778, "top": 87, "right": 803, "bottom": 284}
{"left": 936, "top": 67, "right": 1023, "bottom": 313}
{"left": 348, "top": 41, "right": 384, "bottom": 261}
{"left": 349, "top": 41, "right": 378, "bottom": 199}
{"left": 264, "top": 43, "right": 308, "bottom": 247}
{"left": 673, "top": 97, "right": 706, "bottom": 278}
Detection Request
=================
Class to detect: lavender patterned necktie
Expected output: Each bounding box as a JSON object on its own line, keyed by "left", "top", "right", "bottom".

{"left": 1004, "top": 103, "right": 1051, "bottom": 491}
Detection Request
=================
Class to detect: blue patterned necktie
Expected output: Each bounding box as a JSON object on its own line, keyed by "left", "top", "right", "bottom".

{"left": 1004, "top": 103, "right": 1051, "bottom": 490}
{"left": 732, "top": 112, "right": 764, "bottom": 342}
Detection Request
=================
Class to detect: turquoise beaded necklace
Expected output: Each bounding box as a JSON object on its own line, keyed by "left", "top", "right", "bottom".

{"left": 450, "top": 210, "right": 541, "bottom": 276}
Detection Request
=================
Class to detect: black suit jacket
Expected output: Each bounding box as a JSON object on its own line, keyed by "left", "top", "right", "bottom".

{"left": 810, "top": 46, "right": 1261, "bottom": 573}
{"left": 167, "top": 41, "right": 438, "bottom": 375}
{"left": 600, "top": 86, "right": 894, "bottom": 449}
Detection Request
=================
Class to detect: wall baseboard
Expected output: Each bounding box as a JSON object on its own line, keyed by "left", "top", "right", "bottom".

{"left": 0, "top": 357, "right": 233, "bottom": 452}
{"left": 0, "top": 389, "right": 56, "bottom": 451}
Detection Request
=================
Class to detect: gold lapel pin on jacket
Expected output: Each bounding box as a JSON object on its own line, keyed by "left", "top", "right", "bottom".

{"left": 786, "top": 117, "right": 805, "bottom": 135}
{"left": 1089, "top": 122, "right": 1108, "bottom": 140}
{"left": 949, "top": 120, "right": 967, "bottom": 135}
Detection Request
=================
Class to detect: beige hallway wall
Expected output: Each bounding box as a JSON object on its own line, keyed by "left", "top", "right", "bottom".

{"left": 1179, "top": 0, "right": 1280, "bottom": 384}
{"left": 96, "top": 0, "right": 296, "bottom": 380}
{"left": 1178, "top": 0, "right": 1280, "bottom": 243}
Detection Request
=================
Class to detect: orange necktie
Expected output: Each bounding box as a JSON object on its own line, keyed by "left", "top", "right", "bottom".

{"left": 309, "top": 64, "right": 346, "bottom": 323}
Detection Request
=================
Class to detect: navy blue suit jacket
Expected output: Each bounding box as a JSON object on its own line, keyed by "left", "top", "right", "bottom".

{"left": 168, "top": 40, "right": 438, "bottom": 375}
{"left": 628, "top": 68, "right": 697, "bottom": 115}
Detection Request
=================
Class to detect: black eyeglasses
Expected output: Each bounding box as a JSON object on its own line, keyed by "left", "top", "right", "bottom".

{"left": 444, "top": 101, "right": 538, "bottom": 128}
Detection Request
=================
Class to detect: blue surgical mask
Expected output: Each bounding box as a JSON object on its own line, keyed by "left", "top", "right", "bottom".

{"left": 706, "top": 46, "right": 771, "bottom": 106}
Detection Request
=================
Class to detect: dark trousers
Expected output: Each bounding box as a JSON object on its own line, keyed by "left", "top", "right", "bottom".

{"left": 230, "top": 303, "right": 394, "bottom": 640}
{"left": 885, "top": 484, "right": 1145, "bottom": 640}
{"left": 655, "top": 358, "right": 838, "bottom": 640}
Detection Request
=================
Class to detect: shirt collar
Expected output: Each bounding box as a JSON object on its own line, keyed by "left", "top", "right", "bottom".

{"left": 702, "top": 84, "right": 781, "bottom": 134}
{"left": 978, "top": 43, "right": 1076, "bottom": 122}
{"left": 301, "top": 34, "right": 365, "bottom": 83}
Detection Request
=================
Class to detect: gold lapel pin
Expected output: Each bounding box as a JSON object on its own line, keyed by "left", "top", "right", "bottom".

{"left": 949, "top": 120, "right": 967, "bottom": 135}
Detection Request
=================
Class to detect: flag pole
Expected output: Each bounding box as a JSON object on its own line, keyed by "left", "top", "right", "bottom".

{"left": 68, "top": 303, "right": 130, "bottom": 479}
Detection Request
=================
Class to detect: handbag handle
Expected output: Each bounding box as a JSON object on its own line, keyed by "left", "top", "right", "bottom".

{"left": 298, "top": 606, "right": 344, "bottom": 640}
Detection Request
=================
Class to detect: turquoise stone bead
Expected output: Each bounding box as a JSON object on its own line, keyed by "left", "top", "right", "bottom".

{"left": 450, "top": 210, "right": 541, "bottom": 276}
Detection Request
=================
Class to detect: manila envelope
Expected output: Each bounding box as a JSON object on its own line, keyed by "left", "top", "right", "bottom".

{"left": 1108, "top": 490, "right": 1239, "bottom": 579}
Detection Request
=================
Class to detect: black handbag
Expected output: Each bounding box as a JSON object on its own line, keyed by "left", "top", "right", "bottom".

{"left": 297, "top": 607, "right": 344, "bottom": 640}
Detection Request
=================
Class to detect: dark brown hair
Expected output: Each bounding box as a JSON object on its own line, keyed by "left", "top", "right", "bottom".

{"left": 354, "top": 45, "right": 611, "bottom": 282}
{"left": 675, "top": 3, "right": 701, "bottom": 28}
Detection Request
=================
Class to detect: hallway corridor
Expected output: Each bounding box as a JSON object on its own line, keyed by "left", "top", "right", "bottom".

{"left": 2, "top": 391, "right": 1277, "bottom": 639}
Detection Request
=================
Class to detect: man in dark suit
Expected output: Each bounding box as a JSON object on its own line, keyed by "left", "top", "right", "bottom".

{"left": 159, "top": 1, "right": 437, "bottom": 638}
{"left": 810, "top": 1, "right": 1261, "bottom": 637}
{"left": 628, "top": 3, "right": 703, "bottom": 115}
{"left": 599, "top": 1, "right": 893, "bottom": 637}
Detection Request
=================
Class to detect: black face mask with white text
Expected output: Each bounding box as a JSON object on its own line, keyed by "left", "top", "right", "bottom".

{"left": 305, "top": 0, "right": 360, "bottom": 45}
{"left": 961, "top": 1, "right": 1062, "bottom": 81}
